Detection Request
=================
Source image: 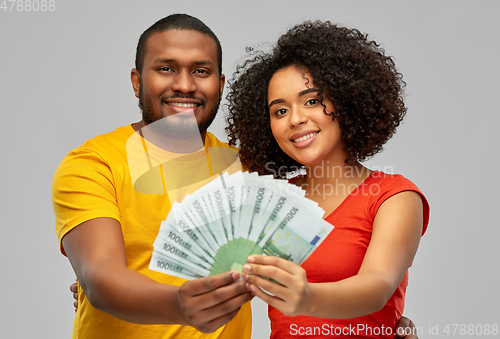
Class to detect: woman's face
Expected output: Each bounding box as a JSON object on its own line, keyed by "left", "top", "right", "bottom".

{"left": 268, "top": 65, "right": 345, "bottom": 167}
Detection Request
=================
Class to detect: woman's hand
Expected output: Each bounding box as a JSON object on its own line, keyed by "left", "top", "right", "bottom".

{"left": 243, "top": 255, "right": 312, "bottom": 316}
{"left": 70, "top": 281, "right": 78, "bottom": 311}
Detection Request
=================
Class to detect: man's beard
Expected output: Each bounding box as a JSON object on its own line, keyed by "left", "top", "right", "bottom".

{"left": 138, "top": 85, "right": 219, "bottom": 140}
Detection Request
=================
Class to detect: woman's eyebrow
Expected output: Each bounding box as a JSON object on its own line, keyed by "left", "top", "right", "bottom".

{"left": 298, "top": 88, "right": 320, "bottom": 97}
{"left": 268, "top": 88, "right": 320, "bottom": 108}
{"left": 268, "top": 98, "right": 285, "bottom": 107}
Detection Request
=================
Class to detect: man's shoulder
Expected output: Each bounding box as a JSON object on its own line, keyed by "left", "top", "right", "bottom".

{"left": 88, "top": 124, "right": 134, "bottom": 145}
{"left": 75, "top": 124, "right": 134, "bottom": 154}
{"left": 205, "top": 131, "right": 237, "bottom": 150}
{"left": 55, "top": 124, "right": 134, "bottom": 171}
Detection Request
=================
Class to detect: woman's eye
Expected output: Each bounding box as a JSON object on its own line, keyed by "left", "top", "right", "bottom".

{"left": 276, "top": 108, "right": 288, "bottom": 116}
{"left": 306, "top": 99, "right": 319, "bottom": 106}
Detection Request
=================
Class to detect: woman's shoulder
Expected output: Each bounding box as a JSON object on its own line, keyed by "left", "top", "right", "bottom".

{"left": 366, "top": 171, "right": 420, "bottom": 190}
{"left": 366, "top": 171, "right": 430, "bottom": 234}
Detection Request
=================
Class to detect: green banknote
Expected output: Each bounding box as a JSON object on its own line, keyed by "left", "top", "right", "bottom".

{"left": 149, "top": 171, "right": 334, "bottom": 279}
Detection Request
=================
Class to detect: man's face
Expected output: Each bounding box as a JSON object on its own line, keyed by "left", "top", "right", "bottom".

{"left": 132, "top": 29, "right": 225, "bottom": 139}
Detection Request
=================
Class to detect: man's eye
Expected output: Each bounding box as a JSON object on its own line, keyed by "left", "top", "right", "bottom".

{"left": 159, "top": 67, "right": 173, "bottom": 72}
{"left": 195, "top": 69, "right": 209, "bottom": 74}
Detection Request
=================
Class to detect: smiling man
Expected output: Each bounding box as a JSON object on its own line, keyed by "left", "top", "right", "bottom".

{"left": 132, "top": 27, "right": 224, "bottom": 141}
{"left": 52, "top": 14, "right": 251, "bottom": 339}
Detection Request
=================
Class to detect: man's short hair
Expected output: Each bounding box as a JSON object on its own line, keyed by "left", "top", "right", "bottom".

{"left": 135, "top": 13, "right": 223, "bottom": 76}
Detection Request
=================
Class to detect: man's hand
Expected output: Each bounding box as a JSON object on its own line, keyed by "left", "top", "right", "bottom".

{"left": 177, "top": 271, "right": 252, "bottom": 333}
{"left": 395, "top": 315, "right": 419, "bottom": 339}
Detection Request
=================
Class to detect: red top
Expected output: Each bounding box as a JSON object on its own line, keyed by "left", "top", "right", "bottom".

{"left": 269, "top": 171, "right": 430, "bottom": 338}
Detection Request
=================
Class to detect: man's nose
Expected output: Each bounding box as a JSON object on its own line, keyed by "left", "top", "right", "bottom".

{"left": 171, "top": 71, "right": 197, "bottom": 93}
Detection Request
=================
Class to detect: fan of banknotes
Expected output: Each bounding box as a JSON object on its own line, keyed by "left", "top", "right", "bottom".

{"left": 149, "top": 171, "right": 334, "bottom": 280}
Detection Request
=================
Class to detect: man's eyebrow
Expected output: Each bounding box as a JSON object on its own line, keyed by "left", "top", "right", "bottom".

{"left": 193, "top": 60, "right": 215, "bottom": 67}
{"left": 152, "top": 58, "right": 215, "bottom": 67}
{"left": 153, "top": 58, "right": 176, "bottom": 64}
{"left": 268, "top": 88, "right": 320, "bottom": 107}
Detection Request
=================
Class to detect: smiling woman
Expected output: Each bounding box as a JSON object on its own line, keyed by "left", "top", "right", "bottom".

{"left": 268, "top": 65, "right": 343, "bottom": 168}
{"left": 227, "top": 22, "right": 405, "bottom": 175}
{"left": 226, "top": 20, "right": 430, "bottom": 339}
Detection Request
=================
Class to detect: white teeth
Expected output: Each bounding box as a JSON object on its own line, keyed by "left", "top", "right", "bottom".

{"left": 167, "top": 102, "right": 198, "bottom": 108}
{"left": 293, "top": 132, "right": 318, "bottom": 143}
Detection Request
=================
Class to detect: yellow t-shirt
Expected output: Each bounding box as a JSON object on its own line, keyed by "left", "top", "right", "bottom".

{"left": 52, "top": 124, "right": 251, "bottom": 339}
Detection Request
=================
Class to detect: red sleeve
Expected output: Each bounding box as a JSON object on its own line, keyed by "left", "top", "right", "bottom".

{"left": 369, "top": 173, "right": 430, "bottom": 235}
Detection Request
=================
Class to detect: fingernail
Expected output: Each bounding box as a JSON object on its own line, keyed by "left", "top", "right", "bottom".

{"left": 247, "top": 256, "right": 255, "bottom": 263}
{"left": 243, "top": 264, "right": 251, "bottom": 272}
{"left": 232, "top": 271, "right": 240, "bottom": 280}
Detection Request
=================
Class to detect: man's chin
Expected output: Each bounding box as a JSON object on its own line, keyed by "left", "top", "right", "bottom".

{"left": 150, "top": 117, "right": 202, "bottom": 139}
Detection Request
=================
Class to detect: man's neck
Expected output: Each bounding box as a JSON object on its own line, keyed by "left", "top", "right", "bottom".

{"left": 132, "top": 120, "right": 207, "bottom": 154}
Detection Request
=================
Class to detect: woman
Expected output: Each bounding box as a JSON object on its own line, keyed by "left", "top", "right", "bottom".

{"left": 226, "top": 20, "right": 429, "bottom": 338}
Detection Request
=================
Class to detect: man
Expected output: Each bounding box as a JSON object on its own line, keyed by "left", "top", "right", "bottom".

{"left": 53, "top": 14, "right": 251, "bottom": 339}
{"left": 54, "top": 13, "right": 419, "bottom": 339}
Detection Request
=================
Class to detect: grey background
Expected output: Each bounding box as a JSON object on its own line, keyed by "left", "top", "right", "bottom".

{"left": 1, "top": 0, "right": 499, "bottom": 338}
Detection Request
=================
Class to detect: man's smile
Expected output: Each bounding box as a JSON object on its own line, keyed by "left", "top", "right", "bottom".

{"left": 164, "top": 99, "right": 203, "bottom": 114}
{"left": 166, "top": 102, "right": 199, "bottom": 108}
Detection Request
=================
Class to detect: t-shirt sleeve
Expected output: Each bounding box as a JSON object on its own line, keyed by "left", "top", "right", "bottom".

{"left": 369, "top": 174, "right": 430, "bottom": 235}
{"left": 52, "top": 147, "right": 121, "bottom": 256}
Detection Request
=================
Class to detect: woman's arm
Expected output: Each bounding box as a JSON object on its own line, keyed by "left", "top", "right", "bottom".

{"left": 243, "top": 190, "right": 423, "bottom": 319}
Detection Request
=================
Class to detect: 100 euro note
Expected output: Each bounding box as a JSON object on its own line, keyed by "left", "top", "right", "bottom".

{"left": 149, "top": 171, "right": 334, "bottom": 280}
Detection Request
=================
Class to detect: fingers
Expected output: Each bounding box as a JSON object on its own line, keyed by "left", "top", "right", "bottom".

{"left": 245, "top": 280, "right": 284, "bottom": 310}
{"left": 194, "top": 308, "right": 241, "bottom": 333}
{"left": 70, "top": 282, "right": 78, "bottom": 293}
{"left": 243, "top": 255, "right": 310, "bottom": 317}
{"left": 244, "top": 255, "right": 306, "bottom": 289}
{"left": 177, "top": 272, "right": 253, "bottom": 332}
{"left": 70, "top": 282, "right": 79, "bottom": 311}
{"left": 183, "top": 287, "right": 252, "bottom": 333}
{"left": 71, "top": 283, "right": 78, "bottom": 302}
{"left": 183, "top": 271, "right": 241, "bottom": 297}
{"left": 244, "top": 271, "right": 287, "bottom": 299}
{"left": 247, "top": 255, "right": 297, "bottom": 273}
{"left": 395, "top": 316, "right": 419, "bottom": 338}
{"left": 179, "top": 277, "right": 250, "bottom": 310}
{"left": 245, "top": 277, "right": 306, "bottom": 317}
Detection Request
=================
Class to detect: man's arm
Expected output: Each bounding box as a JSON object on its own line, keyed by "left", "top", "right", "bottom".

{"left": 63, "top": 217, "right": 252, "bottom": 333}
